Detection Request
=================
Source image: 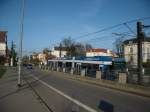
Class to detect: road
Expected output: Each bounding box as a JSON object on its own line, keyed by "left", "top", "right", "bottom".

{"left": 22, "top": 68, "right": 150, "bottom": 112}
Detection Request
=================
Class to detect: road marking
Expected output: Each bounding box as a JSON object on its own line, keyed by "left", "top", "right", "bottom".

{"left": 31, "top": 75, "right": 98, "bottom": 112}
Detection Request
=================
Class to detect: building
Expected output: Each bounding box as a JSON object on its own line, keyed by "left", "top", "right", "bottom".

{"left": 51, "top": 47, "right": 67, "bottom": 58}
{"left": 123, "top": 37, "right": 150, "bottom": 66}
{"left": 0, "top": 31, "right": 7, "bottom": 56}
{"left": 32, "top": 52, "right": 38, "bottom": 60}
{"left": 37, "top": 53, "right": 47, "bottom": 64}
{"left": 86, "top": 48, "right": 115, "bottom": 57}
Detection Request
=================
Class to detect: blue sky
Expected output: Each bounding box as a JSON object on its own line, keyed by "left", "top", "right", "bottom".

{"left": 0, "top": 0, "right": 150, "bottom": 53}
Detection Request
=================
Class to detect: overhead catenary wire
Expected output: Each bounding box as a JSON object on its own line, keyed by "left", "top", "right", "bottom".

{"left": 50, "top": 16, "right": 150, "bottom": 51}
{"left": 82, "top": 35, "right": 116, "bottom": 43}
{"left": 74, "top": 16, "right": 150, "bottom": 41}
{"left": 123, "top": 23, "right": 136, "bottom": 35}
{"left": 81, "top": 31, "right": 136, "bottom": 44}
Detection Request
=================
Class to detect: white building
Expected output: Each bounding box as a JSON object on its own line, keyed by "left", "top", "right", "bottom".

{"left": 124, "top": 38, "right": 150, "bottom": 66}
{"left": 51, "top": 47, "right": 67, "bottom": 58}
{"left": 37, "top": 53, "right": 47, "bottom": 64}
{"left": 86, "top": 48, "right": 115, "bottom": 57}
{"left": 0, "top": 31, "right": 7, "bottom": 56}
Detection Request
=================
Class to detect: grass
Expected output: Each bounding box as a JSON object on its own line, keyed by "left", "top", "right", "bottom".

{"left": 0, "top": 66, "right": 6, "bottom": 78}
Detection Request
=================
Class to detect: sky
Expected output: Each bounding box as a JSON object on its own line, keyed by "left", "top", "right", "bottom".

{"left": 0, "top": 0, "right": 150, "bottom": 53}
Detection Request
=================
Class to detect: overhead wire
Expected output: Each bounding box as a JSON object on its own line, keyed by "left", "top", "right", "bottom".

{"left": 74, "top": 16, "right": 150, "bottom": 41}
{"left": 123, "top": 23, "right": 136, "bottom": 35}
{"left": 50, "top": 16, "right": 150, "bottom": 50}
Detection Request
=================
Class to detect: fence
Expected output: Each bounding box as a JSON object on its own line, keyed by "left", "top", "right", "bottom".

{"left": 40, "top": 64, "right": 150, "bottom": 86}
{"left": 127, "top": 68, "right": 150, "bottom": 86}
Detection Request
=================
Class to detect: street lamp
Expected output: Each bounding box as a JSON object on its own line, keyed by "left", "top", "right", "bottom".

{"left": 18, "top": 0, "right": 25, "bottom": 87}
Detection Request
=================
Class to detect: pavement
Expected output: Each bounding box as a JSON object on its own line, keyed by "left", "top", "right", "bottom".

{"left": 0, "top": 67, "right": 150, "bottom": 112}
{"left": 0, "top": 67, "right": 49, "bottom": 112}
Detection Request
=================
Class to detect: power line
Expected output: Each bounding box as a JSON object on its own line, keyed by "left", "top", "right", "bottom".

{"left": 74, "top": 16, "right": 150, "bottom": 40}
{"left": 75, "top": 23, "right": 123, "bottom": 40}
{"left": 82, "top": 35, "right": 116, "bottom": 43}
{"left": 123, "top": 23, "right": 136, "bottom": 35}
{"left": 82, "top": 31, "right": 135, "bottom": 44}
{"left": 50, "top": 16, "right": 150, "bottom": 49}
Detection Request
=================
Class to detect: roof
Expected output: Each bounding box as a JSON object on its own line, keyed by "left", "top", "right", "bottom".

{"left": 123, "top": 37, "right": 150, "bottom": 45}
{"left": 48, "top": 59, "right": 112, "bottom": 65}
{"left": 0, "top": 31, "right": 7, "bottom": 43}
{"left": 86, "top": 48, "right": 107, "bottom": 53}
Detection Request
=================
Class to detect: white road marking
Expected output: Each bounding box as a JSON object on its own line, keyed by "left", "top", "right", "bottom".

{"left": 31, "top": 75, "right": 98, "bottom": 112}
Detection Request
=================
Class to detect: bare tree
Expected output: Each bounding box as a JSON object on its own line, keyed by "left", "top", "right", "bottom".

{"left": 60, "top": 37, "right": 92, "bottom": 57}
{"left": 113, "top": 36, "right": 125, "bottom": 57}
{"left": 85, "top": 43, "right": 92, "bottom": 50}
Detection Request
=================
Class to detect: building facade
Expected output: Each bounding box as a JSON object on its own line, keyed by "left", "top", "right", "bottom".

{"left": 32, "top": 52, "right": 38, "bottom": 60}
{"left": 51, "top": 47, "right": 67, "bottom": 58}
{"left": 0, "top": 31, "right": 7, "bottom": 56}
{"left": 37, "top": 53, "right": 47, "bottom": 64}
{"left": 86, "top": 48, "right": 115, "bottom": 57}
{"left": 123, "top": 38, "right": 150, "bottom": 66}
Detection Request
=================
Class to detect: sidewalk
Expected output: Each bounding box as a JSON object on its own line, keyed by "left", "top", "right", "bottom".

{"left": 0, "top": 67, "right": 49, "bottom": 112}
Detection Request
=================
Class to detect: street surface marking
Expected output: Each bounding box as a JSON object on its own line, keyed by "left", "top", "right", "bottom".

{"left": 31, "top": 75, "right": 98, "bottom": 112}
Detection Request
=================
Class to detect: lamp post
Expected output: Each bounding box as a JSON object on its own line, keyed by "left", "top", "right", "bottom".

{"left": 18, "top": 0, "right": 25, "bottom": 87}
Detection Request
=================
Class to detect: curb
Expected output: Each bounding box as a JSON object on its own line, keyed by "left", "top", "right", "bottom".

{"left": 68, "top": 76, "right": 150, "bottom": 98}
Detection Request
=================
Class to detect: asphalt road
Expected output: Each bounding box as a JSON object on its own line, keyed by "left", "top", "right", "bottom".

{"left": 22, "top": 68, "right": 150, "bottom": 112}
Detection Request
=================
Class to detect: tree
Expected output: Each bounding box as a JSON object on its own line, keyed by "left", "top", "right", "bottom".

{"left": 60, "top": 37, "right": 92, "bottom": 57}
{"left": 30, "top": 56, "right": 39, "bottom": 65}
{"left": 61, "top": 37, "right": 75, "bottom": 56}
{"left": 10, "top": 41, "right": 17, "bottom": 66}
{"left": 22, "top": 55, "right": 29, "bottom": 65}
{"left": 74, "top": 43, "right": 85, "bottom": 56}
{"left": 43, "top": 48, "right": 49, "bottom": 60}
{"left": 43, "top": 48, "right": 55, "bottom": 60}
{"left": 113, "top": 36, "right": 124, "bottom": 57}
{"left": 61, "top": 37, "right": 75, "bottom": 48}
{"left": 85, "top": 43, "right": 92, "bottom": 50}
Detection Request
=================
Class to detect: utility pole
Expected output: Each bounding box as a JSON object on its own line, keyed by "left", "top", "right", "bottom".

{"left": 59, "top": 43, "right": 62, "bottom": 58}
{"left": 137, "top": 21, "right": 143, "bottom": 84}
{"left": 137, "top": 21, "right": 150, "bottom": 84}
{"left": 18, "top": 0, "right": 25, "bottom": 87}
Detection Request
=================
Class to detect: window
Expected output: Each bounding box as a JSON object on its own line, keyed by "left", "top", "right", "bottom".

{"left": 130, "top": 56, "right": 133, "bottom": 62}
{"left": 130, "top": 47, "right": 133, "bottom": 54}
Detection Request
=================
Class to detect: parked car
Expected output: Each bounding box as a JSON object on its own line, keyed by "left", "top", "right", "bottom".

{"left": 26, "top": 64, "right": 33, "bottom": 69}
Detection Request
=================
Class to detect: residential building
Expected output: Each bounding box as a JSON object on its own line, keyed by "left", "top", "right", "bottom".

{"left": 37, "top": 53, "right": 47, "bottom": 64}
{"left": 86, "top": 48, "right": 115, "bottom": 57}
{"left": 123, "top": 37, "right": 150, "bottom": 66}
{"left": 51, "top": 47, "right": 67, "bottom": 58}
{"left": 0, "top": 31, "right": 7, "bottom": 56}
{"left": 32, "top": 52, "right": 38, "bottom": 60}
